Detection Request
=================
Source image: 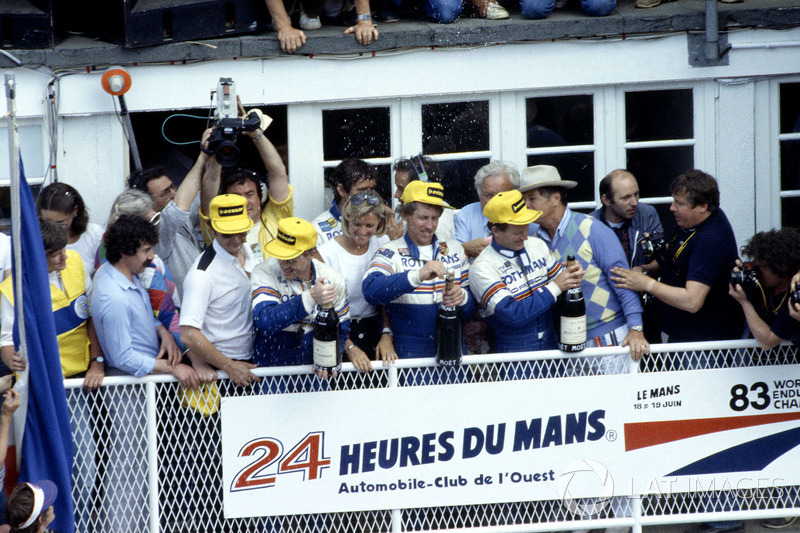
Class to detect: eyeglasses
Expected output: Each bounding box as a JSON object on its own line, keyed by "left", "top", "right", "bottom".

{"left": 350, "top": 192, "right": 381, "bottom": 207}
{"left": 351, "top": 192, "right": 381, "bottom": 207}
{"left": 148, "top": 211, "right": 161, "bottom": 226}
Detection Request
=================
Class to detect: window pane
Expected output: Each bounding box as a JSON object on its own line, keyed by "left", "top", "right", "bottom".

{"left": 438, "top": 157, "right": 489, "bottom": 209}
{"left": 527, "top": 152, "right": 594, "bottom": 203}
{"left": 322, "top": 107, "right": 390, "bottom": 160}
{"left": 0, "top": 125, "right": 44, "bottom": 180}
{"left": 625, "top": 89, "right": 693, "bottom": 142}
{"left": 780, "top": 83, "right": 800, "bottom": 134}
{"left": 0, "top": 184, "right": 42, "bottom": 226}
{"left": 782, "top": 197, "right": 800, "bottom": 229}
{"left": 626, "top": 146, "right": 694, "bottom": 198}
{"left": 526, "top": 95, "right": 594, "bottom": 147}
{"left": 422, "top": 101, "right": 489, "bottom": 154}
{"left": 323, "top": 163, "right": 392, "bottom": 206}
{"left": 781, "top": 140, "right": 800, "bottom": 191}
{"left": 653, "top": 203, "right": 676, "bottom": 240}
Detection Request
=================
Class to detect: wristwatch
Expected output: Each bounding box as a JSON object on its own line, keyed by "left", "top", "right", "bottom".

{"left": 631, "top": 325, "right": 644, "bottom": 332}
{"left": 356, "top": 13, "right": 372, "bottom": 21}
{"left": 91, "top": 356, "right": 105, "bottom": 364}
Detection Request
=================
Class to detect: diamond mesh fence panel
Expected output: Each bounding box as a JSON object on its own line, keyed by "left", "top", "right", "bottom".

{"left": 66, "top": 343, "right": 800, "bottom": 532}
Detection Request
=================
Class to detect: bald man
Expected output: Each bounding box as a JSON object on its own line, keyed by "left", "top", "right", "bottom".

{"left": 590, "top": 169, "right": 663, "bottom": 273}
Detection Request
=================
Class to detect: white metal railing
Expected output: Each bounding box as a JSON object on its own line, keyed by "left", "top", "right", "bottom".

{"left": 63, "top": 339, "right": 800, "bottom": 533}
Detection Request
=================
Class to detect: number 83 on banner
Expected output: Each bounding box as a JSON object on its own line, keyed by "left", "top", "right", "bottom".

{"left": 231, "top": 432, "right": 332, "bottom": 492}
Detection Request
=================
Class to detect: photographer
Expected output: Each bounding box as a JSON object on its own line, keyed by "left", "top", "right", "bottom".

{"left": 729, "top": 228, "right": 800, "bottom": 351}
{"left": 611, "top": 169, "right": 744, "bottom": 344}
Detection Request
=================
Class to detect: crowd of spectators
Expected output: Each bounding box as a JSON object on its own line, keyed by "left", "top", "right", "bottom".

{"left": 0, "top": 101, "right": 797, "bottom": 531}
{"left": 264, "top": 0, "right": 746, "bottom": 54}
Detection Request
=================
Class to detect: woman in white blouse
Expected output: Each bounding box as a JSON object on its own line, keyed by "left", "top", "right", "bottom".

{"left": 37, "top": 182, "right": 103, "bottom": 277}
{"left": 318, "top": 190, "right": 391, "bottom": 372}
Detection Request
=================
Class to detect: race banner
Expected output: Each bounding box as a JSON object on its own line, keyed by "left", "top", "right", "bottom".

{"left": 220, "top": 364, "right": 800, "bottom": 518}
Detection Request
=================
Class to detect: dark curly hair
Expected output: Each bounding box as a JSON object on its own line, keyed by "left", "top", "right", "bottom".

{"left": 741, "top": 227, "right": 800, "bottom": 279}
{"left": 39, "top": 218, "right": 68, "bottom": 255}
{"left": 104, "top": 214, "right": 159, "bottom": 264}
{"left": 36, "top": 182, "right": 88, "bottom": 237}
{"left": 669, "top": 169, "right": 719, "bottom": 213}
{"left": 329, "top": 158, "right": 377, "bottom": 203}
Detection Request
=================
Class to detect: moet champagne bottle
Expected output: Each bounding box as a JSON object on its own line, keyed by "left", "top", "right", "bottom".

{"left": 313, "top": 281, "right": 342, "bottom": 373}
{"left": 435, "top": 271, "right": 462, "bottom": 366}
{"left": 559, "top": 255, "right": 586, "bottom": 352}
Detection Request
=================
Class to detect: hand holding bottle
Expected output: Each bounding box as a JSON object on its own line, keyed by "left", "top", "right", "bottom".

{"left": 555, "top": 261, "right": 585, "bottom": 292}
{"left": 441, "top": 277, "right": 464, "bottom": 307}
{"left": 309, "top": 276, "right": 335, "bottom": 307}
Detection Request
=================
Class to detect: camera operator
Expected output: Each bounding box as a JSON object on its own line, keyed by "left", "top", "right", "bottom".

{"left": 200, "top": 90, "right": 292, "bottom": 264}
{"left": 611, "top": 170, "right": 744, "bottom": 344}
{"left": 730, "top": 228, "right": 800, "bottom": 351}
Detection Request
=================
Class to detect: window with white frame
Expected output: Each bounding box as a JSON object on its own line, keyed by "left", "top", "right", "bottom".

{"left": 315, "top": 86, "right": 699, "bottom": 226}
{"left": 525, "top": 94, "right": 595, "bottom": 204}
{"left": 779, "top": 82, "right": 800, "bottom": 229}
{"left": 625, "top": 88, "right": 695, "bottom": 236}
{"left": 0, "top": 123, "right": 46, "bottom": 226}
{"left": 421, "top": 100, "right": 490, "bottom": 209}
{"left": 321, "top": 106, "right": 394, "bottom": 203}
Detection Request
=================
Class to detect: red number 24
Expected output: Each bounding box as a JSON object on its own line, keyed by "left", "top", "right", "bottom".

{"left": 231, "top": 432, "right": 331, "bottom": 491}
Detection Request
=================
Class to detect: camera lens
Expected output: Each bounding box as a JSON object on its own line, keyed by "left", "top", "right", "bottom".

{"left": 215, "top": 141, "right": 240, "bottom": 167}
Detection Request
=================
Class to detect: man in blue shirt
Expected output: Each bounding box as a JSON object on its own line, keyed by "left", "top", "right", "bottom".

{"left": 91, "top": 214, "right": 198, "bottom": 532}
{"left": 611, "top": 169, "right": 744, "bottom": 344}
{"left": 92, "top": 215, "right": 198, "bottom": 384}
{"left": 454, "top": 161, "right": 519, "bottom": 259}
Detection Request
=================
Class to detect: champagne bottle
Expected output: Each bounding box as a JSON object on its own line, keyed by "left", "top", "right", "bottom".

{"left": 313, "top": 281, "right": 342, "bottom": 374}
{"left": 559, "top": 255, "right": 586, "bottom": 352}
{"left": 435, "top": 271, "right": 462, "bottom": 366}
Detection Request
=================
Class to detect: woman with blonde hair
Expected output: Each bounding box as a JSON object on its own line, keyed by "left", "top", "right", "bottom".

{"left": 318, "top": 190, "right": 391, "bottom": 371}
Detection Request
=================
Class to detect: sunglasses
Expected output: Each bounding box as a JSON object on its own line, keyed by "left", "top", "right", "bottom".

{"left": 350, "top": 192, "right": 381, "bottom": 207}
{"left": 148, "top": 211, "right": 161, "bottom": 226}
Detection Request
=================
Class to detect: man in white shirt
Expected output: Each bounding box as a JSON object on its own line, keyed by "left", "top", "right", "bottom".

{"left": 180, "top": 194, "right": 259, "bottom": 387}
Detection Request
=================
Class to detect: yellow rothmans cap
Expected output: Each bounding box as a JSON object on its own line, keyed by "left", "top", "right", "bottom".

{"left": 483, "top": 190, "right": 542, "bottom": 225}
{"left": 264, "top": 217, "right": 318, "bottom": 260}
{"left": 209, "top": 194, "right": 254, "bottom": 234}
{"left": 399, "top": 180, "right": 454, "bottom": 209}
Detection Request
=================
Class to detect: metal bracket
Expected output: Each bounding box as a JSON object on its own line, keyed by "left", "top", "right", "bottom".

{"left": 688, "top": 0, "right": 732, "bottom": 67}
{"left": 688, "top": 32, "right": 731, "bottom": 67}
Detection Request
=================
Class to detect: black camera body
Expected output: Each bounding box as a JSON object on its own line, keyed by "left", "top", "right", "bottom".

{"left": 207, "top": 78, "right": 261, "bottom": 167}
{"left": 790, "top": 289, "right": 800, "bottom": 306}
{"left": 730, "top": 262, "right": 760, "bottom": 294}
{"left": 640, "top": 233, "right": 668, "bottom": 264}
{"left": 207, "top": 114, "right": 261, "bottom": 167}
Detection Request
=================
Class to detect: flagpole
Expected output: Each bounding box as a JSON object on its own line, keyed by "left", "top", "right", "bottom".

{"left": 6, "top": 73, "right": 30, "bottom": 472}
{"left": 5, "top": 73, "right": 26, "bottom": 361}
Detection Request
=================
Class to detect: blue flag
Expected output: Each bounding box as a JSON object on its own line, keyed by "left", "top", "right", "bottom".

{"left": 11, "top": 160, "right": 74, "bottom": 533}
